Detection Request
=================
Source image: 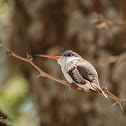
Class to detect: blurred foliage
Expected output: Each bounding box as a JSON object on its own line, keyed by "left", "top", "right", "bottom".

{"left": 0, "top": 1, "right": 10, "bottom": 14}
{"left": 0, "top": 74, "right": 39, "bottom": 126}
{"left": 0, "top": 1, "right": 40, "bottom": 126}
{"left": 0, "top": 74, "right": 28, "bottom": 117}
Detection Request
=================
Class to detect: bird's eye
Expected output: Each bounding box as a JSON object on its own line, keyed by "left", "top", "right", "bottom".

{"left": 67, "top": 53, "right": 72, "bottom": 57}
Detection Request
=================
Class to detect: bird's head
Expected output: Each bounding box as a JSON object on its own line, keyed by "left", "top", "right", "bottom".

{"left": 58, "top": 50, "right": 82, "bottom": 65}
{"left": 35, "top": 50, "right": 82, "bottom": 66}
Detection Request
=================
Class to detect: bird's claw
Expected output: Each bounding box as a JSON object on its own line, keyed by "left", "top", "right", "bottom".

{"left": 70, "top": 83, "right": 78, "bottom": 89}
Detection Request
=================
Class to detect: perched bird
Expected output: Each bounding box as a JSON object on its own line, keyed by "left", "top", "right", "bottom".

{"left": 35, "top": 50, "right": 107, "bottom": 98}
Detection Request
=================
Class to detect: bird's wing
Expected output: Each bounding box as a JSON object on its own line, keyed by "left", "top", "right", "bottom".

{"left": 67, "top": 66, "right": 99, "bottom": 96}
{"left": 67, "top": 64, "right": 98, "bottom": 84}
{"left": 68, "top": 66, "right": 98, "bottom": 96}
{"left": 67, "top": 62, "right": 108, "bottom": 98}
{"left": 67, "top": 67, "right": 87, "bottom": 84}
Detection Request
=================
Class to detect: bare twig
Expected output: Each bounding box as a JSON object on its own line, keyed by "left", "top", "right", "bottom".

{"left": 0, "top": 42, "right": 126, "bottom": 110}
{"left": 0, "top": 42, "right": 85, "bottom": 91}
{"left": 92, "top": 12, "right": 126, "bottom": 38}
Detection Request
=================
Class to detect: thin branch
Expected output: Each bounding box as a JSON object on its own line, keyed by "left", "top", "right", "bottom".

{"left": 0, "top": 42, "right": 126, "bottom": 110}
{"left": 92, "top": 12, "right": 126, "bottom": 38}
{"left": 0, "top": 42, "right": 85, "bottom": 91}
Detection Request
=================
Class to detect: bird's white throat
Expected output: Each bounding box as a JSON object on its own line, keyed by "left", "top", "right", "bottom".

{"left": 57, "top": 56, "right": 81, "bottom": 83}
{"left": 57, "top": 56, "right": 81, "bottom": 68}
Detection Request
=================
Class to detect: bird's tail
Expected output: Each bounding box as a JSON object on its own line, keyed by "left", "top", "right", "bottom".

{"left": 101, "top": 90, "right": 108, "bottom": 98}
{"left": 91, "top": 83, "right": 108, "bottom": 98}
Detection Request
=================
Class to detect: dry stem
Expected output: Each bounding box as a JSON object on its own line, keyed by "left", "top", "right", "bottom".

{"left": 0, "top": 42, "right": 126, "bottom": 110}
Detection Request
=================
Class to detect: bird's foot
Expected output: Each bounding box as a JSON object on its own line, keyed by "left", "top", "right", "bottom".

{"left": 70, "top": 83, "right": 78, "bottom": 89}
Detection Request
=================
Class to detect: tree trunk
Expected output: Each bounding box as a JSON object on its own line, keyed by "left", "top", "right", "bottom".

{"left": 9, "top": 0, "right": 126, "bottom": 126}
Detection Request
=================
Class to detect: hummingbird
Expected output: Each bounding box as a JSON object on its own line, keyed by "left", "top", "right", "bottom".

{"left": 35, "top": 50, "right": 107, "bottom": 98}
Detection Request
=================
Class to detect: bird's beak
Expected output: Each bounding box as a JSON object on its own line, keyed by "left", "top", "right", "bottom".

{"left": 35, "top": 54, "right": 61, "bottom": 60}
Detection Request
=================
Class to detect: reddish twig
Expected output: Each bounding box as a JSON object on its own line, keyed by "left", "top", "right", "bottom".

{"left": 0, "top": 42, "right": 126, "bottom": 110}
